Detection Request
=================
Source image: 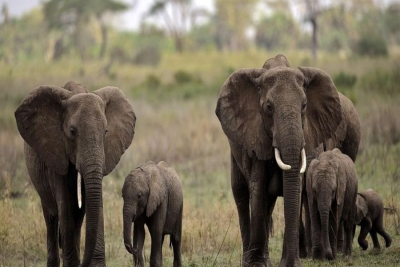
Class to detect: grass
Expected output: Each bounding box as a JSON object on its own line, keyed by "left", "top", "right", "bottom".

{"left": 1, "top": 50, "right": 400, "bottom": 266}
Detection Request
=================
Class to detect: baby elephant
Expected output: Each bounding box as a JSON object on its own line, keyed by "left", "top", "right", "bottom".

{"left": 355, "top": 189, "right": 392, "bottom": 251}
{"left": 306, "top": 148, "right": 358, "bottom": 260}
{"left": 123, "top": 161, "right": 183, "bottom": 267}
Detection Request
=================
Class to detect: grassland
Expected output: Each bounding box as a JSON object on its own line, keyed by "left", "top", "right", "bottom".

{"left": 0, "top": 50, "right": 400, "bottom": 266}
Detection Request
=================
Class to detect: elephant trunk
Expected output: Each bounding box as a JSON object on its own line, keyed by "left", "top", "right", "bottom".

{"left": 80, "top": 160, "right": 104, "bottom": 267}
{"left": 281, "top": 147, "right": 302, "bottom": 265}
{"left": 319, "top": 208, "right": 333, "bottom": 260}
{"left": 123, "top": 204, "right": 135, "bottom": 254}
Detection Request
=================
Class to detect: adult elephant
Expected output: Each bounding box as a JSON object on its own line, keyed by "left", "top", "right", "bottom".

{"left": 15, "top": 81, "right": 136, "bottom": 267}
{"left": 216, "top": 54, "right": 355, "bottom": 267}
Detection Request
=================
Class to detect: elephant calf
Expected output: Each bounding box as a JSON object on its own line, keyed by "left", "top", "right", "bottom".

{"left": 306, "top": 148, "right": 358, "bottom": 260}
{"left": 123, "top": 161, "right": 183, "bottom": 267}
{"left": 355, "top": 189, "right": 392, "bottom": 251}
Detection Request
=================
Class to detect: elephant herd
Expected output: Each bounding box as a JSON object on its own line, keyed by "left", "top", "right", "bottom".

{"left": 14, "top": 54, "right": 391, "bottom": 267}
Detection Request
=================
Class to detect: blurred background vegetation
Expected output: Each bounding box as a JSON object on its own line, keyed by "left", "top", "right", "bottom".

{"left": 1, "top": 0, "right": 400, "bottom": 266}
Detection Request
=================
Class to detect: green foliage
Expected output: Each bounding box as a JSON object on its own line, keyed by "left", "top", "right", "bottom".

{"left": 359, "top": 65, "right": 400, "bottom": 95}
{"left": 334, "top": 71, "right": 357, "bottom": 88}
{"left": 174, "top": 70, "right": 196, "bottom": 84}
{"left": 354, "top": 34, "right": 388, "bottom": 57}
{"left": 144, "top": 74, "right": 162, "bottom": 89}
{"left": 255, "top": 12, "right": 300, "bottom": 50}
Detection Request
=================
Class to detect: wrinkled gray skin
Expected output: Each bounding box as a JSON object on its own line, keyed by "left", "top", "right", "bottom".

{"left": 123, "top": 161, "right": 183, "bottom": 267}
{"left": 355, "top": 189, "right": 392, "bottom": 250}
{"left": 15, "top": 81, "right": 136, "bottom": 267}
{"left": 306, "top": 148, "right": 358, "bottom": 261}
{"left": 216, "top": 54, "right": 360, "bottom": 267}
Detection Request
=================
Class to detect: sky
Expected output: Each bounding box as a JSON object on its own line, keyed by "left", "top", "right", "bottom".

{"left": 0, "top": 0, "right": 215, "bottom": 31}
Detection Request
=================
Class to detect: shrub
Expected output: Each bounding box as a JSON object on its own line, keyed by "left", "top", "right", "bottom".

{"left": 144, "top": 74, "right": 161, "bottom": 89}
{"left": 354, "top": 34, "right": 388, "bottom": 57}
{"left": 333, "top": 71, "right": 357, "bottom": 88}
{"left": 133, "top": 44, "right": 161, "bottom": 66}
{"left": 173, "top": 70, "right": 195, "bottom": 84}
{"left": 359, "top": 65, "right": 400, "bottom": 95}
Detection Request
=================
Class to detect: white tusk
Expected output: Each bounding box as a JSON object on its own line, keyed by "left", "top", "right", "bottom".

{"left": 274, "top": 148, "right": 291, "bottom": 170}
{"left": 300, "top": 148, "right": 307, "bottom": 174}
{"left": 77, "top": 172, "right": 82, "bottom": 209}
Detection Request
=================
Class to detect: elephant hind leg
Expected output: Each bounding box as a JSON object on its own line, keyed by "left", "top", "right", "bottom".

{"left": 369, "top": 229, "right": 381, "bottom": 250}
{"left": 43, "top": 208, "right": 60, "bottom": 267}
{"left": 171, "top": 233, "right": 182, "bottom": 267}
{"left": 375, "top": 213, "right": 392, "bottom": 248}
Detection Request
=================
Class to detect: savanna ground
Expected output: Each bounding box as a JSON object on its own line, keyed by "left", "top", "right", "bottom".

{"left": 1, "top": 50, "right": 400, "bottom": 267}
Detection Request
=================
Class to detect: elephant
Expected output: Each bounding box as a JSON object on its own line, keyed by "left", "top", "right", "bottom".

{"left": 122, "top": 161, "right": 183, "bottom": 267}
{"left": 306, "top": 148, "right": 358, "bottom": 260}
{"left": 215, "top": 54, "right": 360, "bottom": 267}
{"left": 355, "top": 189, "right": 392, "bottom": 251}
{"left": 14, "top": 81, "right": 136, "bottom": 267}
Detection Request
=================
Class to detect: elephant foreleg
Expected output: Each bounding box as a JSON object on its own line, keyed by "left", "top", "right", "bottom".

{"left": 149, "top": 230, "right": 163, "bottom": 267}
{"left": 133, "top": 221, "right": 146, "bottom": 267}
{"left": 369, "top": 228, "right": 381, "bottom": 250}
{"left": 264, "top": 195, "right": 277, "bottom": 267}
{"left": 358, "top": 218, "right": 372, "bottom": 250}
{"left": 376, "top": 213, "right": 392, "bottom": 248}
{"left": 231, "top": 156, "right": 251, "bottom": 264}
{"left": 43, "top": 208, "right": 60, "bottom": 267}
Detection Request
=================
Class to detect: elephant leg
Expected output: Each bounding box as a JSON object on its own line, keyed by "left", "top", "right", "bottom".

{"left": 171, "top": 232, "right": 182, "bottom": 267}
{"left": 43, "top": 208, "right": 60, "bottom": 267}
{"left": 358, "top": 218, "right": 372, "bottom": 250}
{"left": 264, "top": 195, "right": 277, "bottom": 267}
{"left": 133, "top": 221, "right": 146, "bottom": 267}
{"left": 300, "top": 190, "right": 312, "bottom": 258}
{"left": 376, "top": 214, "right": 392, "bottom": 248}
{"left": 343, "top": 220, "right": 354, "bottom": 257}
{"left": 337, "top": 220, "right": 344, "bottom": 253}
{"left": 370, "top": 228, "right": 381, "bottom": 250}
{"left": 231, "top": 156, "right": 251, "bottom": 265}
{"left": 149, "top": 231, "right": 163, "bottom": 267}
{"left": 328, "top": 207, "right": 338, "bottom": 259}
{"left": 247, "top": 161, "right": 268, "bottom": 266}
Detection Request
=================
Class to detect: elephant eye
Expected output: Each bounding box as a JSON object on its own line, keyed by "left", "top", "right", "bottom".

{"left": 137, "top": 192, "right": 142, "bottom": 199}
{"left": 104, "top": 129, "right": 108, "bottom": 137}
{"left": 70, "top": 127, "right": 76, "bottom": 138}
{"left": 302, "top": 101, "right": 307, "bottom": 111}
{"left": 265, "top": 102, "right": 273, "bottom": 114}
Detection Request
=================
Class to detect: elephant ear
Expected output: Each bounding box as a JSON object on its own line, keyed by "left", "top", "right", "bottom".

{"left": 299, "top": 67, "right": 342, "bottom": 151}
{"left": 94, "top": 87, "right": 136, "bottom": 175}
{"left": 146, "top": 163, "right": 167, "bottom": 217}
{"left": 355, "top": 194, "right": 368, "bottom": 224}
{"left": 216, "top": 68, "right": 272, "bottom": 160}
{"left": 14, "top": 86, "right": 72, "bottom": 175}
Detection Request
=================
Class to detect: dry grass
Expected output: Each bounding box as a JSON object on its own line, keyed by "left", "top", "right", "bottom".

{"left": 0, "top": 51, "right": 400, "bottom": 266}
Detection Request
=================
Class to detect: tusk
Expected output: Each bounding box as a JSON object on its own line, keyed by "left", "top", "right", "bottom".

{"left": 300, "top": 148, "right": 307, "bottom": 174}
{"left": 77, "top": 172, "right": 82, "bottom": 209}
{"left": 274, "top": 148, "right": 291, "bottom": 170}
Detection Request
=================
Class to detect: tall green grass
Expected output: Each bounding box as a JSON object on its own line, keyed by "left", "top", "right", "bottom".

{"left": 1, "top": 51, "right": 400, "bottom": 266}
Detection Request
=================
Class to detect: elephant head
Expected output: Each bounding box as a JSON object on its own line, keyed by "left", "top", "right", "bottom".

{"left": 15, "top": 82, "right": 136, "bottom": 266}
{"left": 216, "top": 54, "right": 342, "bottom": 262}
{"left": 122, "top": 162, "right": 167, "bottom": 254}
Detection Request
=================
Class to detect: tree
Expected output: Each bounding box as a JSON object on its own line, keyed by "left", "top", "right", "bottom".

{"left": 43, "top": 0, "right": 128, "bottom": 60}
{"left": 214, "top": 0, "right": 258, "bottom": 51}
{"left": 147, "top": 0, "right": 193, "bottom": 53}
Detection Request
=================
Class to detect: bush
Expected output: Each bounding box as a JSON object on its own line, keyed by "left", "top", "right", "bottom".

{"left": 359, "top": 65, "right": 400, "bottom": 95}
{"left": 173, "top": 70, "right": 194, "bottom": 84}
{"left": 333, "top": 71, "right": 358, "bottom": 104}
{"left": 144, "top": 74, "right": 161, "bottom": 89}
{"left": 354, "top": 34, "right": 388, "bottom": 57}
{"left": 133, "top": 44, "right": 161, "bottom": 66}
{"left": 333, "top": 72, "right": 357, "bottom": 88}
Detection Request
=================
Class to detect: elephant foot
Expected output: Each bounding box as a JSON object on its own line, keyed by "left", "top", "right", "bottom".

{"left": 278, "top": 257, "right": 302, "bottom": 267}
{"left": 358, "top": 239, "right": 368, "bottom": 250}
{"left": 299, "top": 247, "right": 307, "bottom": 259}
{"left": 385, "top": 236, "right": 392, "bottom": 248}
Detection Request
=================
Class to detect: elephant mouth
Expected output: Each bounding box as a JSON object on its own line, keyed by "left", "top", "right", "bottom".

{"left": 274, "top": 147, "right": 306, "bottom": 174}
